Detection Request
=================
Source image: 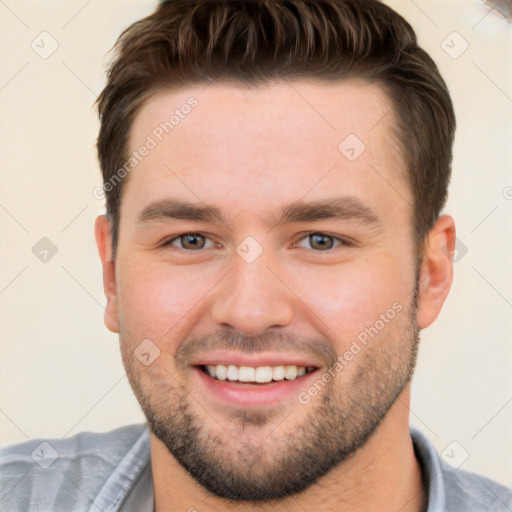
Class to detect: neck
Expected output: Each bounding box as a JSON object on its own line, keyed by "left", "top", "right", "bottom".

{"left": 151, "top": 386, "right": 426, "bottom": 512}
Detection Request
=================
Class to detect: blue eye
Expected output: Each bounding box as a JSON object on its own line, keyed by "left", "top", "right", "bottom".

{"left": 162, "top": 233, "right": 215, "bottom": 251}
{"left": 295, "top": 232, "right": 350, "bottom": 251}
{"left": 161, "top": 232, "right": 352, "bottom": 252}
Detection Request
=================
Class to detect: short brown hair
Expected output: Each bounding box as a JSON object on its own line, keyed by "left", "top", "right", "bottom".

{"left": 96, "top": 0, "right": 455, "bottom": 259}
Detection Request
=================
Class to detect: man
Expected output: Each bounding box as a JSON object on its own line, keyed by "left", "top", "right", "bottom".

{"left": 1, "top": 0, "right": 510, "bottom": 511}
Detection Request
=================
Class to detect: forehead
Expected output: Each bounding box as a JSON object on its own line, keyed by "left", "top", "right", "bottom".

{"left": 123, "top": 79, "right": 410, "bottom": 227}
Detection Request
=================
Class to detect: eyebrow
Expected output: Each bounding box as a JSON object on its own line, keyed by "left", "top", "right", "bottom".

{"left": 137, "top": 199, "right": 224, "bottom": 225}
{"left": 276, "top": 197, "right": 382, "bottom": 228}
{"left": 136, "top": 197, "right": 382, "bottom": 229}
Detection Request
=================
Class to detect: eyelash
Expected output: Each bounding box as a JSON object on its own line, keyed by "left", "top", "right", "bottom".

{"left": 160, "top": 232, "right": 354, "bottom": 252}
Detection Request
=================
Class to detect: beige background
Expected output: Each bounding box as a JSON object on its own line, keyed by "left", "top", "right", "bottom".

{"left": 1, "top": 0, "right": 511, "bottom": 487}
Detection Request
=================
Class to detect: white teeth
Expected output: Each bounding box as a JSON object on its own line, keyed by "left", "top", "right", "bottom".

{"left": 272, "top": 365, "right": 285, "bottom": 381}
{"left": 238, "top": 366, "right": 255, "bottom": 382}
{"left": 203, "top": 364, "right": 313, "bottom": 383}
{"left": 215, "top": 364, "right": 227, "bottom": 380}
{"left": 284, "top": 365, "right": 297, "bottom": 380}
{"left": 227, "top": 364, "right": 238, "bottom": 381}
{"left": 255, "top": 366, "right": 273, "bottom": 383}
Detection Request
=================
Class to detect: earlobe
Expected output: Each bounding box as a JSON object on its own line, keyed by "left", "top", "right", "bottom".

{"left": 416, "top": 215, "right": 456, "bottom": 329}
{"left": 94, "top": 215, "right": 120, "bottom": 333}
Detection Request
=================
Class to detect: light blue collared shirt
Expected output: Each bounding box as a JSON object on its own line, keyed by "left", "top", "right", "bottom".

{"left": 1, "top": 423, "right": 510, "bottom": 511}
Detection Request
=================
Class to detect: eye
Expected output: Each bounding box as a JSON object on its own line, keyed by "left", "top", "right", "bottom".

{"left": 161, "top": 233, "right": 217, "bottom": 251}
{"left": 293, "top": 232, "right": 352, "bottom": 251}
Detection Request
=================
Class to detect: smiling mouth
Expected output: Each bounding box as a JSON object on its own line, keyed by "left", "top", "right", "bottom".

{"left": 197, "top": 364, "right": 318, "bottom": 385}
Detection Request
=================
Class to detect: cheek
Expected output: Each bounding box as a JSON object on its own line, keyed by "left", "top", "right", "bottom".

{"left": 116, "top": 260, "right": 215, "bottom": 336}
{"left": 290, "top": 256, "right": 414, "bottom": 343}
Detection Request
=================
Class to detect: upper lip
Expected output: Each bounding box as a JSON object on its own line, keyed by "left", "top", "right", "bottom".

{"left": 190, "top": 350, "right": 322, "bottom": 368}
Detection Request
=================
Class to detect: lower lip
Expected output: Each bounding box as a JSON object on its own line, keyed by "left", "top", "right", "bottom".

{"left": 193, "top": 366, "right": 320, "bottom": 407}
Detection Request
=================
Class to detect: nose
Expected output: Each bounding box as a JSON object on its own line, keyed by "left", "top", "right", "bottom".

{"left": 210, "top": 252, "right": 295, "bottom": 337}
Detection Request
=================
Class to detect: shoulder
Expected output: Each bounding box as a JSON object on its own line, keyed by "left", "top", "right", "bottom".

{"left": 441, "top": 462, "right": 511, "bottom": 511}
{"left": 410, "top": 427, "right": 512, "bottom": 512}
{"left": 0, "top": 423, "right": 150, "bottom": 512}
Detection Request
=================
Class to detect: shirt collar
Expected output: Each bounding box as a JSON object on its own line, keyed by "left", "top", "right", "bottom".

{"left": 113, "top": 425, "right": 445, "bottom": 512}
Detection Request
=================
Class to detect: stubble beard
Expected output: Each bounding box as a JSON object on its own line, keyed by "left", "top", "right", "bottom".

{"left": 122, "top": 285, "right": 420, "bottom": 503}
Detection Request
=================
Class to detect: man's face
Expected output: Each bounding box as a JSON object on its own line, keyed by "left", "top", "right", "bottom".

{"left": 106, "top": 80, "right": 421, "bottom": 501}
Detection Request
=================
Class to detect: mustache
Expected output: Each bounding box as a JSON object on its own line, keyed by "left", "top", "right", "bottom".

{"left": 175, "top": 328, "right": 338, "bottom": 368}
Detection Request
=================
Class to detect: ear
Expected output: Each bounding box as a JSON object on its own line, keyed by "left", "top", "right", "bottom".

{"left": 94, "top": 215, "right": 120, "bottom": 333}
{"left": 416, "top": 214, "right": 456, "bottom": 329}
